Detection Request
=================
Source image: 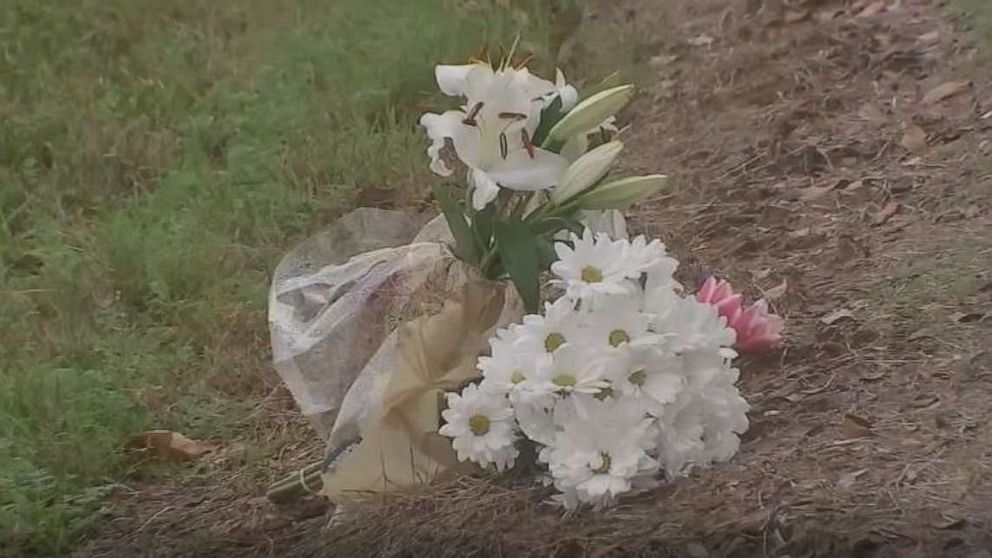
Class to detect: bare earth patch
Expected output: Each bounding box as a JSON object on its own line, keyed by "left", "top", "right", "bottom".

{"left": 76, "top": 0, "right": 992, "bottom": 556}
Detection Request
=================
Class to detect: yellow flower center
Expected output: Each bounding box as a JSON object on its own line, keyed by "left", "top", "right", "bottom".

{"left": 608, "top": 329, "right": 630, "bottom": 347}
{"left": 592, "top": 451, "right": 611, "bottom": 475}
{"left": 581, "top": 266, "right": 603, "bottom": 283}
{"left": 510, "top": 371, "right": 526, "bottom": 384}
{"left": 544, "top": 332, "right": 566, "bottom": 352}
{"left": 468, "top": 414, "right": 490, "bottom": 436}
{"left": 552, "top": 374, "right": 577, "bottom": 389}
{"left": 628, "top": 368, "right": 647, "bottom": 386}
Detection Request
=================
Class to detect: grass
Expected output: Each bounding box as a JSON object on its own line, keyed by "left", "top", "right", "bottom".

{"left": 0, "top": 0, "right": 574, "bottom": 554}
{"left": 949, "top": 0, "right": 992, "bottom": 48}
{"left": 865, "top": 242, "right": 992, "bottom": 343}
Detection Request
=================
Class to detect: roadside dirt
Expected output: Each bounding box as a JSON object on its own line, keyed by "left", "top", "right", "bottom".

{"left": 76, "top": 0, "right": 992, "bottom": 556}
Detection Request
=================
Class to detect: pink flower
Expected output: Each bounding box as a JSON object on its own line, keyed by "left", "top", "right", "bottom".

{"left": 696, "top": 277, "right": 784, "bottom": 353}
{"left": 731, "top": 299, "right": 784, "bottom": 353}
{"left": 696, "top": 277, "right": 743, "bottom": 322}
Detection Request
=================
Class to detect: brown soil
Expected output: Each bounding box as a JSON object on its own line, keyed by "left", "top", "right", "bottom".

{"left": 76, "top": 0, "right": 992, "bottom": 556}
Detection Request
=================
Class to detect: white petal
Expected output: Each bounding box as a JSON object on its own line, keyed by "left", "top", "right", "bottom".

{"left": 555, "top": 69, "right": 580, "bottom": 111}
{"left": 420, "top": 111, "right": 465, "bottom": 176}
{"left": 471, "top": 168, "right": 500, "bottom": 210}
{"left": 487, "top": 148, "right": 568, "bottom": 191}
{"left": 436, "top": 63, "right": 485, "bottom": 97}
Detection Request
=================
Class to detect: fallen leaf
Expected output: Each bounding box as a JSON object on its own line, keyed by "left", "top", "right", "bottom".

{"left": 908, "top": 394, "right": 939, "bottom": 408}
{"left": 821, "top": 308, "right": 855, "bottom": 325}
{"left": 801, "top": 185, "right": 835, "bottom": 200}
{"left": 857, "top": 103, "right": 887, "bottom": 122}
{"left": 982, "top": 110, "right": 992, "bottom": 121}
{"left": 649, "top": 54, "right": 678, "bottom": 68}
{"left": 687, "top": 34, "right": 714, "bottom": 47}
{"left": 752, "top": 268, "right": 773, "bottom": 281}
{"left": 918, "top": 30, "right": 940, "bottom": 44}
{"left": 842, "top": 414, "right": 872, "bottom": 439}
{"left": 950, "top": 311, "right": 984, "bottom": 323}
{"left": 802, "top": 374, "right": 836, "bottom": 395}
{"left": 127, "top": 430, "right": 216, "bottom": 461}
{"left": 872, "top": 201, "right": 900, "bottom": 226}
{"left": 837, "top": 468, "right": 869, "bottom": 489}
{"left": 857, "top": 1, "right": 886, "bottom": 18}
{"left": 764, "top": 278, "right": 789, "bottom": 301}
{"left": 816, "top": 8, "right": 844, "bottom": 22}
{"left": 861, "top": 368, "right": 888, "bottom": 381}
{"left": 900, "top": 125, "right": 928, "bottom": 152}
{"left": 922, "top": 80, "right": 972, "bottom": 105}
{"left": 845, "top": 179, "right": 865, "bottom": 192}
{"left": 908, "top": 328, "right": 933, "bottom": 341}
{"left": 935, "top": 517, "right": 966, "bottom": 530}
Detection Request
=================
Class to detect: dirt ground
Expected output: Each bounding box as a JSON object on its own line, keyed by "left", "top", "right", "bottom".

{"left": 76, "top": 0, "right": 992, "bottom": 556}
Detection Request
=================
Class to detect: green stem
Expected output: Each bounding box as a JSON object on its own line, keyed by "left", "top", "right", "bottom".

{"left": 479, "top": 243, "right": 500, "bottom": 279}
{"left": 265, "top": 461, "right": 324, "bottom": 504}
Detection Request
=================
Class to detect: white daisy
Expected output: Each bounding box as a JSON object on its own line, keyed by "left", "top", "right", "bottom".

{"left": 654, "top": 349, "right": 748, "bottom": 476}
{"left": 608, "top": 346, "right": 686, "bottom": 414}
{"left": 580, "top": 294, "right": 661, "bottom": 350}
{"left": 513, "top": 400, "right": 558, "bottom": 450}
{"left": 644, "top": 287, "right": 736, "bottom": 352}
{"left": 513, "top": 296, "right": 582, "bottom": 357}
{"left": 551, "top": 229, "right": 639, "bottom": 301}
{"left": 439, "top": 383, "right": 518, "bottom": 470}
{"left": 527, "top": 343, "right": 611, "bottom": 398}
{"left": 625, "top": 235, "right": 674, "bottom": 279}
{"left": 548, "top": 397, "right": 657, "bottom": 508}
{"left": 478, "top": 327, "right": 551, "bottom": 397}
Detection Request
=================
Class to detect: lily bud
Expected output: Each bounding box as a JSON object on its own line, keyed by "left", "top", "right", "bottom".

{"left": 574, "top": 175, "right": 668, "bottom": 210}
{"left": 551, "top": 141, "right": 624, "bottom": 204}
{"left": 543, "top": 85, "right": 634, "bottom": 147}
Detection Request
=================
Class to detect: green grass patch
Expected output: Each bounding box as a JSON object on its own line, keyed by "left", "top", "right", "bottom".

{"left": 0, "top": 0, "right": 570, "bottom": 554}
{"left": 949, "top": 0, "right": 992, "bottom": 51}
{"left": 865, "top": 243, "right": 992, "bottom": 341}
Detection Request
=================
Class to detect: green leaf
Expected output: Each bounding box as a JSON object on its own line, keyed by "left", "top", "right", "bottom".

{"left": 433, "top": 184, "right": 478, "bottom": 264}
{"left": 530, "top": 95, "right": 564, "bottom": 148}
{"left": 494, "top": 217, "right": 541, "bottom": 313}
{"left": 535, "top": 236, "right": 558, "bottom": 270}
{"left": 527, "top": 216, "right": 583, "bottom": 237}
{"left": 471, "top": 204, "right": 495, "bottom": 253}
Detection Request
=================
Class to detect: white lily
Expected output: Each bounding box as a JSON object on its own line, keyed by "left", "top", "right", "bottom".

{"left": 551, "top": 141, "right": 623, "bottom": 204}
{"left": 544, "top": 85, "right": 633, "bottom": 148}
{"left": 421, "top": 63, "right": 570, "bottom": 210}
{"left": 559, "top": 116, "right": 620, "bottom": 162}
{"left": 544, "top": 68, "right": 579, "bottom": 111}
{"left": 575, "top": 175, "right": 669, "bottom": 210}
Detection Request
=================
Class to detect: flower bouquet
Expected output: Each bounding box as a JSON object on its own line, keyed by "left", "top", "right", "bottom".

{"left": 267, "top": 51, "right": 782, "bottom": 510}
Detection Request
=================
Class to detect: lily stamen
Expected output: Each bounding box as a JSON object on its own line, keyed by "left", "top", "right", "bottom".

{"left": 498, "top": 111, "right": 527, "bottom": 120}
{"left": 521, "top": 130, "right": 536, "bottom": 159}
{"left": 499, "top": 132, "right": 508, "bottom": 160}
{"left": 462, "top": 101, "right": 484, "bottom": 126}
